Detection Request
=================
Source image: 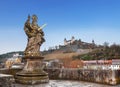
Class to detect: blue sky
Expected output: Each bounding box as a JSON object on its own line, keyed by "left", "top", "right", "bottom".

{"left": 0, "top": 0, "right": 120, "bottom": 54}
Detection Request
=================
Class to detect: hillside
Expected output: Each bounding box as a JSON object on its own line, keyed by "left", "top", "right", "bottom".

{"left": 0, "top": 51, "right": 24, "bottom": 62}
{"left": 0, "top": 44, "right": 120, "bottom": 62}
{"left": 0, "top": 37, "right": 98, "bottom": 62}
{"left": 73, "top": 44, "right": 120, "bottom": 60}
{"left": 44, "top": 49, "right": 92, "bottom": 60}
{"left": 44, "top": 44, "right": 120, "bottom": 61}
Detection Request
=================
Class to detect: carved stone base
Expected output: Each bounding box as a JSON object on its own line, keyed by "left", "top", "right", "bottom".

{"left": 15, "top": 56, "right": 49, "bottom": 85}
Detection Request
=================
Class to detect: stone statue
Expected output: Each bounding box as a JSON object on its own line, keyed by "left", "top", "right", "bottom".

{"left": 24, "top": 15, "right": 46, "bottom": 56}
{"left": 15, "top": 15, "right": 49, "bottom": 84}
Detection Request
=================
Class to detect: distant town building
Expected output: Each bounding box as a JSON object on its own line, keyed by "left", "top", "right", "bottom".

{"left": 83, "top": 59, "right": 120, "bottom": 70}
{"left": 68, "top": 59, "right": 84, "bottom": 68}
{"left": 110, "top": 59, "right": 120, "bottom": 70}
{"left": 44, "top": 59, "right": 62, "bottom": 69}
{"left": 5, "top": 53, "right": 23, "bottom": 69}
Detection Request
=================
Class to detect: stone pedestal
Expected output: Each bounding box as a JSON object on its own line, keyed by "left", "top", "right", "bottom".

{"left": 15, "top": 56, "right": 49, "bottom": 85}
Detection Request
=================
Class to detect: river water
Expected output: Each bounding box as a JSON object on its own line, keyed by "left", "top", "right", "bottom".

{"left": 12, "top": 80, "right": 120, "bottom": 87}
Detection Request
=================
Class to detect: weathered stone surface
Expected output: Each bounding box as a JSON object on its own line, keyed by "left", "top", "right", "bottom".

{"left": 1, "top": 68, "right": 120, "bottom": 85}
{"left": 15, "top": 15, "right": 49, "bottom": 84}
{"left": 15, "top": 57, "right": 49, "bottom": 84}
{"left": 0, "top": 74, "right": 14, "bottom": 87}
{"left": 24, "top": 15, "right": 45, "bottom": 57}
{"left": 45, "top": 68, "right": 120, "bottom": 85}
{"left": 11, "top": 80, "right": 120, "bottom": 87}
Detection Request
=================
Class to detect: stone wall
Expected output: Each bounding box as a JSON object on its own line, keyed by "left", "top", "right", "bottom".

{"left": 1, "top": 68, "right": 120, "bottom": 85}
{"left": 45, "top": 68, "right": 120, "bottom": 85}
{"left": 0, "top": 68, "right": 22, "bottom": 76}
{"left": 0, "top": 74, "right": 14, "bottom": 87}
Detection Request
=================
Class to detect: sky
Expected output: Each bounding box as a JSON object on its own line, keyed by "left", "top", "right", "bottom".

{"left": 0, "top": 0, "right": 120, "bottom": 54}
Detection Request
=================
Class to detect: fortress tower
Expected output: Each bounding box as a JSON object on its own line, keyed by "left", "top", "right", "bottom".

{"left": 64, "top": 36, "right": 75, "bottom": 45}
